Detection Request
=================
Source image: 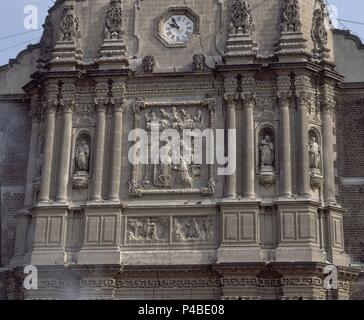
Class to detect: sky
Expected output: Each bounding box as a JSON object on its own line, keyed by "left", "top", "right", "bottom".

{"left": 0, "top": 0, "right": 364, "bottom": 66}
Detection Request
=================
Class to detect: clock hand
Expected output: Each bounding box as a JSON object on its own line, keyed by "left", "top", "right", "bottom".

{"left": 171, "top": 17, "right": 180, "bottom": 29}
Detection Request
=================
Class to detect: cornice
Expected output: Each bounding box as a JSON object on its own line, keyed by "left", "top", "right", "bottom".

{"left": 334, "top": 29, "right": 364, "bottom": 51}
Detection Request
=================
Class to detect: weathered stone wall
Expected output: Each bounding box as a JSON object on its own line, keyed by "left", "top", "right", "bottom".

{"left": 0, "top": 98, "right": 30, "bottom": 266}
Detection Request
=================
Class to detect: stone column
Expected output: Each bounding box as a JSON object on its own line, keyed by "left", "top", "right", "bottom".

{"left": 242, "top": 93, "right": 256, "bottom": 199}
{"left": 23, "top": 95, "right": 41, "bottom": 208}
{"left": 296, "top": 93, "right": 311, "bottom": 197}
{"left": 108, "top": 97, "right": 124, "bottom": 202}
{"left": 39, "top": 100, "right": 57, "bottom": 203}
{"left": 55, "top": 100, "right": 74, "bottom": 203}
{"left": 224, "top": 93, "right": 237, "bottom": 198}
{"left": 91, "top": 98, "right": 108, "bottom": 201}
{"left": 322, "top": 99, "right": 336, "bottom": 204}
{"left": 278, "top": 92, "right": 292, "bottom": 197}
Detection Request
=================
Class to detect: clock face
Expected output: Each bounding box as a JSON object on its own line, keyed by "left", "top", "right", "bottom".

{"left": 163, "top": 15, "right": 195, "bottom": 44}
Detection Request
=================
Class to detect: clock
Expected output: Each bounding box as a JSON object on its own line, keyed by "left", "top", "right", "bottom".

{"left": 163, "top": 15, "right": 195, "bottom": 44}
{"left": 156, "top": 7, "right": 200, "bottom": 48}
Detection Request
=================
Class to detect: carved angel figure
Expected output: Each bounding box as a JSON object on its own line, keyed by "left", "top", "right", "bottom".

{"left": 75, "top": 140, "right": 90, "bottom": 172}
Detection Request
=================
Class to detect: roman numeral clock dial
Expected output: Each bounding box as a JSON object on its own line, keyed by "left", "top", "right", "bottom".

{"left": 164, "top": 15, "right": 194, "bottom": 44}
{"left": 156, "top": 8, "right": 199, "bottom": 47}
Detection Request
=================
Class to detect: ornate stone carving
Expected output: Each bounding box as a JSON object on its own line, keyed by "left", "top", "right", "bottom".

{"left": 192, "top": 54, "right": 207, "bottom": 72}
{"left": 58, "top": 5, "right": 81, "bottom": 42}
{"left": 127, "top": 217, "right": 168, "bottom": 244}
{"left": 280, "top": 0, "right": 301, "bottom": 33}
{"left": 104, "top": 0, "right": 124, "bottom": 40}
{"left": 98, "top": 0, "right": 129, "bottom": 68}
{"left": 224, "top": 1, "right": 257, "bottom": 63}
{"left": 229, "top": 1, "right": 254, "bottom": 35}
{"left": 173, "top": 217, "right": 214, "bottom": 242}
{"left": 276, "top": 0, "right": 307, "bottom": 58}
{"left": 311, "top": 1, "right": 330, "bottom": 63}
{"left": 312, "top": 7, "right": 328, "bottom": 47}
{"left": 129, "top": 98, "right": 216, "bottom": 197}
{"left": 142, "top": 55, "right": 156, "bottom": 73}
{"left": 50, "top": 5, "right": 83, "bottom": 68}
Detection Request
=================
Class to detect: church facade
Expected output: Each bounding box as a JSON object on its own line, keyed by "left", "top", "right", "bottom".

{"left": 0, "top": 0, "right": 364, "bottom": 300}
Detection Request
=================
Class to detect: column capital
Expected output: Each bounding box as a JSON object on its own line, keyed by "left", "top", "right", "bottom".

{"left": 46, "top": 99, "right": 59, "bottom": 114}
{"left": 241, "top": 92, "right": 256, "bottom": 108}
{"left": 322, "top": 98, "right": 336, "bottom": 115}
{"left": 110, "top": 96, "right": 125, "bottom": 113}
{"left": 94, "top": 97, "right": 109, "bottom": 113}
{"left": 223, "top": 93, "right": 239, "bottom": 107}
{"left": 59, "top": 99, "right": 76, "bottom": 114}
{"left": 277, "top": 91, "right": 292, "bottom": 105}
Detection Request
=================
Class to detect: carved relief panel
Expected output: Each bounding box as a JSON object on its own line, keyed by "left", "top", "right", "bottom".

{"left": 129, "top": 98, "right": 216, "bottom": 197}
{"left": 124, "top": 215, "right": 215, "bottom": 246}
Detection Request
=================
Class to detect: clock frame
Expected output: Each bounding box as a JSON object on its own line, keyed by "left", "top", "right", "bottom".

{"left": 155, "top": 7, "right": 200, "bottom": 48}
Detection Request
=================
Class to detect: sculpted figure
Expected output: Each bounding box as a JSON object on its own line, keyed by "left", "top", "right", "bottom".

{"left": 75, "top": 140, "right": 90, "bottom": 172}
{"left": 260, "top": 135, "right": 275, "bottom": 169}
{"left": 309, "top": 136, "right": 321, "bottom": 170}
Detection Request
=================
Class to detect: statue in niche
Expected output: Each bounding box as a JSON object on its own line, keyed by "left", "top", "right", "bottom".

{"left": 260, "top": 135, "right": 275, "bottom": 171}
{"left": 75, "top": 140, "right": 90, "bottom": 172}
{"left": 309, "top": 136, "right": 321, "bottom": 172}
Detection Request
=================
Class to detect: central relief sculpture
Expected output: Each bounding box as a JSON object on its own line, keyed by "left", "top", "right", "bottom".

{"left": 129, "top": 98, "right": 216, "bottom": 197}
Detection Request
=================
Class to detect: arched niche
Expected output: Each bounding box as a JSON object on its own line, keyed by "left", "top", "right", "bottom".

{"left": 72, "top": 129, "right": 92, "bottom": 177}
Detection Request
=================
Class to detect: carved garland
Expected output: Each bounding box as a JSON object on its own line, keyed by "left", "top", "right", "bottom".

{"left": 129, "top": 98, "right": 216, "bottom": 197}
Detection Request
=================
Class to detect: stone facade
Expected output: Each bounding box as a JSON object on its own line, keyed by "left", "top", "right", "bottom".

{"left": 0, "top": 0, "right": 363, "bottom": 300}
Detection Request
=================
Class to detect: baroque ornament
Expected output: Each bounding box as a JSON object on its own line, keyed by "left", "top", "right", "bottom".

{"left": 58, "top": 5, "right": 80, "bottom": 42}
{"left": 142, "top": 55, "right": 156, "bottom": 73}
{"left": 230, "top": 0, "right": 254, "bottom": 35}
{"left": 104, "top": 0, "right": 124, "bottom": 40}
{"left": 280, "top": 0, "right": 301, "bottom": 33}
{"left": 312, "top": 6, "right": 328, "bottom": 47}
{"left": 192, "top": 54, "right": 207, "bottom": 72}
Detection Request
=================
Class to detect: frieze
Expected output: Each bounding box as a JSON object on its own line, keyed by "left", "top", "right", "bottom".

{"left": 35, "top": 277, "right": 349, "bottom": 291}
{"left": 126, "top": 80, "right": 220, "bottom": 93}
